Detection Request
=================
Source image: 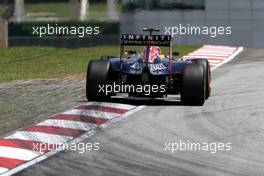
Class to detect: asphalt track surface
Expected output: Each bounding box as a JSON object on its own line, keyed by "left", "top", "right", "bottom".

{"left": 13, "top": 49, "right": 264, "bottom": 176}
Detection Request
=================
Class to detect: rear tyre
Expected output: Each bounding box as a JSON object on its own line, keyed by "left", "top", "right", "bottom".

{"left": 181, "top": 64, "right": 206, "bottom": 105}
{"left": 86, "top": 60, "right": 111, "bottom": 101}
{"left": 192, "top": 59, "right": 211, "bottom": 99}
{"left": 100, "top": 56, "right": 115, "bottom": 61}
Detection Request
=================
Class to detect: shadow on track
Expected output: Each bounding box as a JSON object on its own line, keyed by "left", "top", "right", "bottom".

{"left": 77, "top": 96, "right": 201, "bottom": 106}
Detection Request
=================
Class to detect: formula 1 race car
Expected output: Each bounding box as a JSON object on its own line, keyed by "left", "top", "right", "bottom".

{"left": 86, "top": 28, "right": 211, "bottom": 105}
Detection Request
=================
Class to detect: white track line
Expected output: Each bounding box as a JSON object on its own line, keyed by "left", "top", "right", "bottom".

{"left": 187, "top": 53, "right": 230, "bottom": 57}
{"left": 0, "top": 168, "right": 8, "bottom": 174}
{"left": 37, "top": 119, "right": 97, "bottom": 131}
{"left": 84, "top": 102, "right": 135, "bottom": 110}
{"left": 190, "top": 50, "right": 234, "bottom": 54}
{"left": 5, "top": 131, "right": 72, "bottom": 144}
{"left": 207, "top": 60, "right": 222, "bottom": 64}
{"left": 184, "top": 55, "right": 227, "bottom": 59}
{"left": 211, "top": 47, "right": 244, "bottom": 71}
{"left": 0, "top": 146, "right": 41, "bottom": 161}
{"left": 61, "top": 109, "right": 120, "bottom": 120}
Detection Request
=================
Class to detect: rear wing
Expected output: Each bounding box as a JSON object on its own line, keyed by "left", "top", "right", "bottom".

{"left": 121, "top": 34, "right": 171, "bottom": 46}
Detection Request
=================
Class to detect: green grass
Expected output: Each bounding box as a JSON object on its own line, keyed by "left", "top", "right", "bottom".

{"left": 25, "top": 3, "right": 70, "bottom": 16}
{"left": 25, "top": 2, "right": 122, "bottom": 17}
{"left": 0, "top": 45, "right": 200, "bottom": 83}
{"left": 0, "top": 4, "right": 8, "bottom": 15}
{"left": 90, "top": 3, "right": 122, "bottom": 13}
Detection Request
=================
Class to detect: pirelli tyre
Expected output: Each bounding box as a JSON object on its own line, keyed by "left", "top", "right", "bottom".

{"left": 192, "top": 59, "right": 211, "bottom": 99}
{"left": 100, "top": 56, "right": 115, "bottom": 61}
{"left": 181, "top": 63, "right": 206, "bottom": 105}
{"left": 86, "top": 60, "right": 111, "bottom": 101}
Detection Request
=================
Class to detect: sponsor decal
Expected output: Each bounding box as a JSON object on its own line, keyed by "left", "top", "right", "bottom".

{"left": 148, "top": 46, "right": 161, "bottom": 63}
{"left": 130, "top": 62, "right": 141, "bottom": 70}
{"left": 149, "top": 63, "right": 167, "bottom": 71}
{"left": 121, "top": 34, "right": 171, "bottom": 46}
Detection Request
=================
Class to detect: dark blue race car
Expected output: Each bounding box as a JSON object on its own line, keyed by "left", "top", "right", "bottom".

{"left": 86, "top": 28, "right": 211, "bottom": 105}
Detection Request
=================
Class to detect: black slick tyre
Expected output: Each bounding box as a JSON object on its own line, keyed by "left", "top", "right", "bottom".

{"left": 86, "top": 60, "right": 111, "bottom": 101}
{"left": 181, "top": 64, "right": 206, "bottom": 105}
{"left": 100, "top": 56, "right": 115, "bottom": 61}
{"left": 192, "top": 59, "right": 211, "bottom": 99}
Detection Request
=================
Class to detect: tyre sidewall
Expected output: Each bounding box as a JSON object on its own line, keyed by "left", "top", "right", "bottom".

{"left": 181, "top": 63, "right": 206, "bottom": 105}
{"left": 86, "top": 60, "right": 111, "bottom": 100}
{"left": 192, "top": 59, "right": 211, "bottom": 99}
